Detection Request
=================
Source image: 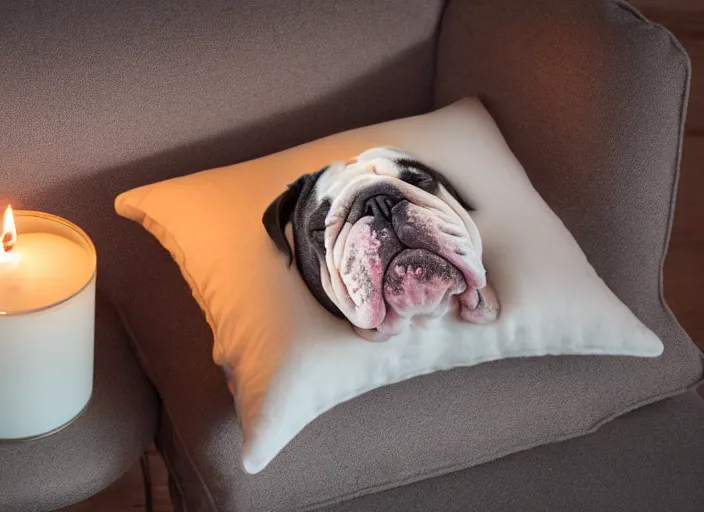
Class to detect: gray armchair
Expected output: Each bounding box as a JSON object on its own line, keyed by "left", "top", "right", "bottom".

{"left": 1, "top": 1, "right": 702, "bottom": 511}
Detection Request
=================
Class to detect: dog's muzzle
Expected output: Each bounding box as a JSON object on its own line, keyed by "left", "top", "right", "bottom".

{"left": 320, "top": 175, "right": 499, "bottom": 341}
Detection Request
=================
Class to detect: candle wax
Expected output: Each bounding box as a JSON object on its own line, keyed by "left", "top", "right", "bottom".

{"left": 0, "top": 232, "right": 93, "bottom": 314}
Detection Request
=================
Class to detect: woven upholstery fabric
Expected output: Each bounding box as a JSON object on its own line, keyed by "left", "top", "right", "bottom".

{"left": 118, "top": 245, "right": 701, "bottom": 511}
{"left": 314, "top": 390, "right": 704, "bottom": 512}
{"left": 146, "top": 1, "right": 701, "bottom": 510}
{"left": 0, "top": 0, "right": 442, "bottom": 306}
{"left": 0, "top": 292, "right": 158, "bottom": 512}
{"left": 162, "top": 390, "right": 704, "bottom": 512}
{"left": 434, "top": 0, "right": 702, "bottom": 373}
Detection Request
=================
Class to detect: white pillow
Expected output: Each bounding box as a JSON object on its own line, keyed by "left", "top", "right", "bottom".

{"left": 114, "top": 98, "right": 663, "bottom": 474}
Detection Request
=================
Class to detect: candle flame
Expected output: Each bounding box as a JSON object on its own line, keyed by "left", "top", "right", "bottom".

{"left": 2, "top": 205, "right": 17, "bottom": 253}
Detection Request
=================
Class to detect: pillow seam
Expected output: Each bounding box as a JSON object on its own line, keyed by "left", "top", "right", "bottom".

{"left": 138, "top": 213, "right": 225, "bottom": 363}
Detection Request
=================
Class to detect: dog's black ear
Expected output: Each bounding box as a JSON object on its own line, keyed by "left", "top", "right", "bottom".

{"left": 262, "top": 175, "right": 312, "bottom": 266}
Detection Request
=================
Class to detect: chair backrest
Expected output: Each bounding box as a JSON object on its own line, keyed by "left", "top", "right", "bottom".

{"left": 0, "top": 0, "right": 444, "bottom": 300}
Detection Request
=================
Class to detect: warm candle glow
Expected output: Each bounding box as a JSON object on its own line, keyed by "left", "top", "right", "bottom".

{"left": 2, "top": 205, "right": 17, "bottom": 253}
{"left": 0, "top": 210, "right": 96, "bottom": 439}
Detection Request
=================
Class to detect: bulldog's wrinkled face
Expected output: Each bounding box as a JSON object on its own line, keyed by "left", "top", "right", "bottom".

{"left": 263, "top": 147, "right": 499, "bottom": 341}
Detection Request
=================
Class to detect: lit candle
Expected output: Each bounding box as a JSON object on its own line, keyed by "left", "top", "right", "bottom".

{"left": 0, "top": 206, "right": 97, "bottom": 440}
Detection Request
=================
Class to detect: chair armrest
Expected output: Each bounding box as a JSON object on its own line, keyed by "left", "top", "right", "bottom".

{"left": 433, "top": 0, "right": 690, "bottom": 323}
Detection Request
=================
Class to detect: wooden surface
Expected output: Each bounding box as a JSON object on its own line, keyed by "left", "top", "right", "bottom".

{"left": 60, "top": 2, "right": 704, "bottom": 511}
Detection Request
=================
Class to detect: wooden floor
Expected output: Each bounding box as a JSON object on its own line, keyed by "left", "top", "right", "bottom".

{"left": 60, "top": 2, "right": 704, "bottom": 511}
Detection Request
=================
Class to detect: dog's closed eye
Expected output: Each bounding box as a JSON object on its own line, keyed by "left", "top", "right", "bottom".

{"left": 400, "top": 170, "right": 436, "bottom": 193}
{"left": 396, "top": 158, "right": 473, "bottom": 211}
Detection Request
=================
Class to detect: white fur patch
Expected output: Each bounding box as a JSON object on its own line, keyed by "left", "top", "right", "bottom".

{"left": 313, "top": 147, "right": 408, "bottom": 204}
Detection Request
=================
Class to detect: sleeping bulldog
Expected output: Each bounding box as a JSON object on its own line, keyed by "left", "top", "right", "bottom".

{"left": 263, "top": 147, "right": 499, "bottom": 341}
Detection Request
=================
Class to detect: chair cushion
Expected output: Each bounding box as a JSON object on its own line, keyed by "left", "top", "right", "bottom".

{"left": 115, "top": 222, "right": 701, "bottom": 510}
{"left": 115, "top": 99, "right": 666, "bottom": 474}
{"left": 0, "top": 291, "right": 158, "bottom": 511}
{"left": 162, "top": 390, "right": 704, "bottom": 512}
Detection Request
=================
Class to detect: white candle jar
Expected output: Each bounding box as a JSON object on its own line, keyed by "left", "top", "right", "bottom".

{"left": 0, "top": 210, "right": 96, "bottom": 440}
